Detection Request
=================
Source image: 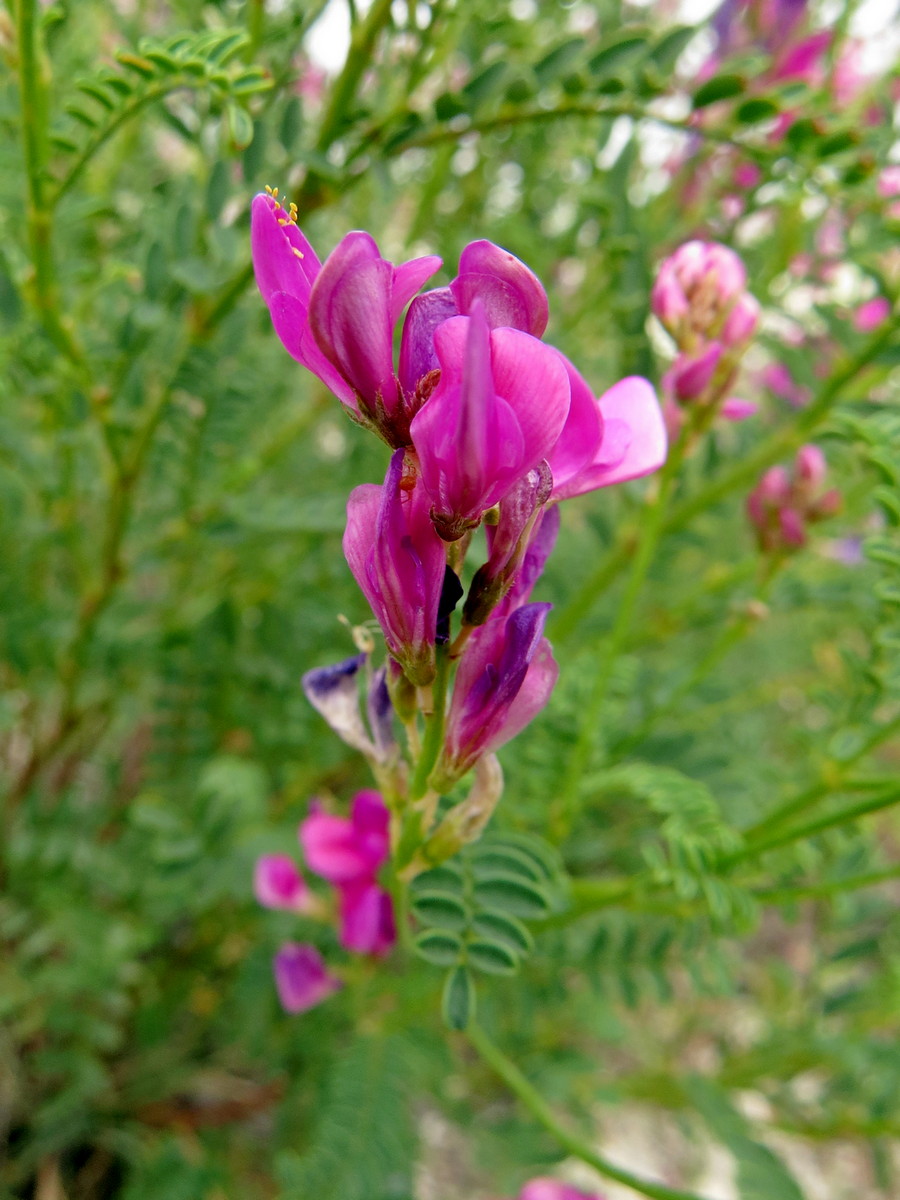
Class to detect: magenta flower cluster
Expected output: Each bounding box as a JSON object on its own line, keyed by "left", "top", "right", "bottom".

{"left": 747, "top": 444, "right": 841, "bottom": 554}
{"left": 250, "top": 189, "right": 667, "bottom": 1012}
{"left": 256, "top": 790, "right": 394, "bottom": 1013}
{"left": 651, "top": 240, "right": 760, "bottom": 433}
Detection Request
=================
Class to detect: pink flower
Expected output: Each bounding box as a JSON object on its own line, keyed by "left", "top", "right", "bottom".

{"left": 343, "top": 450, "right": 447, "bottom": 686}
{"left": 300, "top": 791, "right": 396, "bottom": 958}
{"left": 651, "top": 241, "right": 747, "bottom": 343}
{"left": 309, "top": 230, "right": 441, "bottom": 428}
{"left": 254, "top": 854, "right": 309, "bottom": 911}
{"left": 518, "top": 1179, "right": 605, "bottom": 1200}
{"left": 853, "top": 297, "right": 891, "bottom": 333}
{"left": 747, "top": 445, "right": 841, "bottom": 554}
{"left": 300, "top": 790, "right": 390, "bottom": 884}
{"left": 250, "top": 192, "right": 440, "bottom": 442}
{"left": 273, "top": 943, "right": 342, "bottom": 1014}
{"left": 410, "top": 304, "right": 570, "bottom": 540}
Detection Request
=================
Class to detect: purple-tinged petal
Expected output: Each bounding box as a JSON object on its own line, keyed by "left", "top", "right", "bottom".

{"left": 451, "top": 239, "right": 549, "bottom": 336}
{"left": 399, "top": 287, "right": 458, "bottom": 395}
{"left": 343, "top": 453, "right": 446, "bottom": 683}
{"left": 302, "top": 654, "right": 376, "bottom": 759}
{"left": 273, "top": 943, "right": 342, "bottom": 1013}
{"left": 488, "top": 326, "right": 570, "bottom": 467}
{"left": 552, "top": 377, "right": 666, "bottom": 500}
{"left": 267, "top": 291, "right": 358, "bottom": 406}
{"left": 310, "top": 231, "right": 398, "bottom": 410}
{"left": 367, "top": 665, "right": 396, "bottom": 760}
{"left": 349, "top": 789, "right": 391, "bottom": 867}
{"left": 439, "top": 603, "right": 557, "bottom": 783}
{"left": 337, "top": 881, "right": 396, "bottom": 956}
{"left": 466, "top": 464, "right": 553, "bottom": 625}
{"left": 391, "top": 255, "right": 443, "bottom": 325}
{"left": 672, "top": 343, "right": 722, "bottom": 401}
{"left": 254, "top": 855, "right": 309, "bottom": 911}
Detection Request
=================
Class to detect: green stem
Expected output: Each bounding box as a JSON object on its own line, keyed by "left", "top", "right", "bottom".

{"left": 409, "top": 649, "right": 450, "bottom": 802}
{"left": 611, "top": 567, "right": 777, "bottom": 756}
{"left": 467, "top": 1024, "right": 713, "bottom": 1200}
{"left": 399, "top": 100, "right": 773, "bottom": 160}
{"left": 307, "top": 0, "right": 395, "bottom": 162}
{"left": 757, "top": 862, "right": 900, "bottom": 902}
{"left": 725, "top": 786, "right": 900, "bottom": 865}
{"left": 555, "top": 319, "right": 899, "bottom": 646}
{"left": 742, "top": 712, "right": 900, "bottom": 841}
{"left": 15, "top": 0, "right": 85, "bottom": 366}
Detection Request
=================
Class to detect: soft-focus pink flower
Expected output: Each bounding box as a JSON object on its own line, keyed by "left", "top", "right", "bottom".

{"left": 518, "top": 1178, "right": 605, "bottom": 1200}
{"left": 721, "top": 396, "right": 758, "bottom": 421}
{"left": 652, "top": 241, "right": 747, "bottom": 343}
{"left": 254, "top": 854, "right": 309, "bottom": 911}
{"left": 343, "top": 450, "right": 447, "bottom": 685}
{"left": 762, "top": 362, "right": 810, "bottom": 408}
{"left": 670, "top": 343, "right": 723, "bottom": 402}
{"left": 273, "top": 943, "right": 342, "bottom": 1013}
{"left": 300, "top": 791, "right": 396, "bottom": 958}
{"left": 410, "top": 304, "right": 570, "bottom": 540}
{"left": 747, "top": 445, "right": 841, "bottom": 553}
{"left": 853, "top": 297, "right": 891, "bottom": 333}
{"left": 878, "top": 166, "right": 900, "bottom": 198}
{"left": 300, "top": 790, "right": 390, "bottom": 884}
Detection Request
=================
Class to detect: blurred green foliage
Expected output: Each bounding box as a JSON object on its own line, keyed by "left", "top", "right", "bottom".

{"left": 1, "top": 0, "right": 899, "bottom": 1197}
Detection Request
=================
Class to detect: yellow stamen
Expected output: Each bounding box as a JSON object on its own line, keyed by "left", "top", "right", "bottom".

{"left": 292, "top": 247, "right": 304, "bottom": 259}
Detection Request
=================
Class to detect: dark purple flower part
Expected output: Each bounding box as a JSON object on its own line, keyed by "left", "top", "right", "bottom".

{"left": 464, "top": 463, "right": 552, "bottom": 626}
{"left": 436, "top": 603, "right": 558, "bottom": 785}
{"left": 366, "top": 664, "right": 396, "bottom": 761}
{"left": 343, "top": 450, "right": 446, "bottom": 685}
{"left": 494, "top": 504, "right": 561, "bottom": 619}
{"left": 273, "top": 943, "right": 342, "bottom": 1014}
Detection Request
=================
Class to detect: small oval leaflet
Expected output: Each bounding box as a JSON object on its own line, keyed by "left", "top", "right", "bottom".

{"left": 472, "top": 875, "right": 552, "bottom": 920}
{"left": 411, "top": 892, "right": 469, "bottom": 932}
{"left": 470, "top": 911, "right": 534, "bottom": 956}
{"left": 442, "top": 966, "right": 475, "bottom": 1031}
{"left": 467, "top": 939, "right": 519, "bottom": 976}
{"left": 414, "top": 930, "right": 462, "bottom": 968}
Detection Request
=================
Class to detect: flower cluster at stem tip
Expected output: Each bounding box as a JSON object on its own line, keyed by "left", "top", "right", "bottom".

{"left": 651, "top": 239, "right": 760, "bottom": 439}
{"left": 747, "top": 444, "right": 841, "bottom": 556}
{"left": 250, "top": 187, "right": 670, "bottom": 1009}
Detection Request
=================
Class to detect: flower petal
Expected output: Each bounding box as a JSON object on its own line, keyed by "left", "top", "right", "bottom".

{"left": 273, "top": 943, "right": 342, "bottom": 1013}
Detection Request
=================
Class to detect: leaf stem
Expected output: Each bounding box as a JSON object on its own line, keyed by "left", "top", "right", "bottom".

{"left": 409, "top": 648, "right": 450, "bottom": 802}
{"left": 466, "top": 1023, "right": 714, "bottom": 1200}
